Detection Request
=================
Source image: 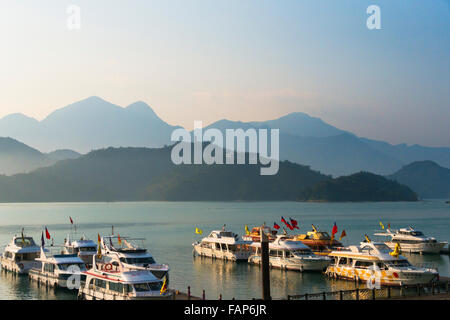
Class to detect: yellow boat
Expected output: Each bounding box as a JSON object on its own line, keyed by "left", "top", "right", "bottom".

{"left": 325, "top": 241, "right": 439, "bottom": 286}
{"left": 291, "top": 225, "right": 343, "bottom": 256}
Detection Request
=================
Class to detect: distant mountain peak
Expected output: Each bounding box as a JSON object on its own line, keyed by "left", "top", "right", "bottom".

{"left": 401, "top": 160, "right": 443, "bottom": 170}
{"left": 0, "top": 113, "right": 39, "bottom": 123}
{"left": 126, "top": 101, "right": 158, "bottom": 116}
{"left": 389, "top": 160, "right": 450, "bottom": 199}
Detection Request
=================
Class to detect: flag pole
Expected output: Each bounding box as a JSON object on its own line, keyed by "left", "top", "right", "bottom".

{"left": 260, "top": 227, "right": 271, "bottom": 300}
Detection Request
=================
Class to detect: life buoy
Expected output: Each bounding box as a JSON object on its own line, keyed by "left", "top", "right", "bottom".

{"left": 105, "top": 263, "right": 113, "bottom": 271}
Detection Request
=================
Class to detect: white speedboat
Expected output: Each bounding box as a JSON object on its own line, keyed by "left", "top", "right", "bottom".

{"left": 325, "top": 241, "right": 439, "bottom": 286}
{"left": 63, "top": 235, "right": 98, "bottom": 266}
{"left": 101, "top": 235, "right": 169, "bottom": 280}
{"left": 248, "top": 235, "right": 331, "bottom": 271}
{"left": 193, "top": 228, "right": 252, "bottom": 261}
{"left": 0, "top": 235, "right": 42, "bottom": 274}
{"left": 78, "top": 255, "right": 172, "bottom": 300}
{"left": 29, "top": 246, "right": 87, "bottom": 289}
{"left": 374, "top": 226, "right": 447, "bottom": 254}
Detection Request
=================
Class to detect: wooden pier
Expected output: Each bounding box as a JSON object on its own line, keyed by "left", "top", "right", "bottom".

{"left": 287, "top": 279, "right": 450, "bottom": 300}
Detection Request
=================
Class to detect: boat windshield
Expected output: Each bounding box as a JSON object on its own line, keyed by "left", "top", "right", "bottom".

{"left": 79, "top": 247, "right": 97, "bottom": 252}
{"left": 410, "top": 231, "right": 423, "bottom": 236}
{"left": 384, "top": 260, "right": 412, "bottom": 268}
{"left": 120, "top": 257, "right": 156, "bottom": 265}
{"left": 219, "top": 232, "right": 235, "bottom": 238}
{"left": 133, "top": 282, "right": 163, "bottom": 292}
{"left": 317, "top": 232, "right": 330, "bottom": 239}
{"left": 14, "top": 237, "right": 36, "bottom": 247}
{"left": 57, "top": 263, "right": 87, "bottom": 271}
{"left": 292, "top": 249, "right": 313, "bottom": 256}
{"left": 373, "top": 243, "right": 391, "bottom": 253}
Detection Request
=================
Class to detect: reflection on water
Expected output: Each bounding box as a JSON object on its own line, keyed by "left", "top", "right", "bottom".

{"left": 0, "top": 200, "right": 448, "bottom": 300}
{"left": 190, "top": 256, "right": 377, "bottom": 299}
{"left": 0, "top": 270, "right": 75, "bottom": 300}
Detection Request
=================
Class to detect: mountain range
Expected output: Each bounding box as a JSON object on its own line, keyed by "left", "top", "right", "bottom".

{"left": 388, "top": 161, "right": 450, "bottom": 199}
{"left": 0, "top": 96, "right": 180, "bottom": 154}
{"left": 0, "top": 96, "right": 449, "bottom": 177}
{"left": 0, "top": 137, "right": 80, "bottom": 175}
{"left": 0, "top": 145, "right": 417, "bottom": 202}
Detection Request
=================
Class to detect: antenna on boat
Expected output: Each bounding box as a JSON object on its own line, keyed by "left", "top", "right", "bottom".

{"left": 112, "top": 225, "right": 114, "bottom": 235}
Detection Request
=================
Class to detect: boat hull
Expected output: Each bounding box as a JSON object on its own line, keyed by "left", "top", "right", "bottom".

{"left": 29, "top": 269, "right": 86, "bottom": 289}
{"left": 78, "top": 287, "right": 173, "bottom": 300}
{"left": 325, "top": 265, "right": 438, "bottom": 286}
{"left": 384, "top": 241, "right": 446, "bottom": 254}
{"left": 0, "top": 258, "right": 40, "bottom": 275}
{"left": 248, "top": 256, "right": 330, "bottom": 272}
{"left": 193, "top": 245, "right": 251, "bottom": 261}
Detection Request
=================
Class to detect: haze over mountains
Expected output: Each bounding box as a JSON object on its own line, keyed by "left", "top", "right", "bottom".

{"left": 389, "top": 161, "right": 450, "bottom": 199}
{"left": 0, "top": 145, "right": 418, "bottom": 202}
{"left": 0, "top": 96, "right": 449, "bottom": 177}
{"left": 0, "top": 96, "right": 180, "bottom": 154}
{"left": 0, "top": 137, "right": 80, "bottom": 175}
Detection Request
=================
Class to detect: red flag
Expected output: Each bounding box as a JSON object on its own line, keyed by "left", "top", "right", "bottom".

{"left": 289, "top": 217, "right": 298, "bottom": 226}
{"left": 290, "top": 218, "right": 300, "bottom": 229}
{"left": 45, "top": 227, "right": 51, "bottom": 240}
{"left": 273, "top": 222, "right": 280, "bottom": 230}
{"left": 281, "top": 217, "right": 294, "bottom": 230}
{"left": 339, "top": 230, "right": 347, "bottom": 241}
{"left": 69, "top": 216, "right": 73, "bottom": 224}
{"left": 332, "top": 222, "right": 338, "bottom": 236}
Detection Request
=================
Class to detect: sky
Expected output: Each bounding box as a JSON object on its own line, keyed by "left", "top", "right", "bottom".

{"left": 0, "top": 0, "right": 449, "bottom": 147}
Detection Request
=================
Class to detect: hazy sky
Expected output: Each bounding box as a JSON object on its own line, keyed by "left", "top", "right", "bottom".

{"left": 0, "top": 0, "right": 449, "bottom": 147}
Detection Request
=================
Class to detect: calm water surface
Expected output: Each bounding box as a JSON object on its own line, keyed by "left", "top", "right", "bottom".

{"left": 0, "top": 201, "right": 449, "bottom": 300}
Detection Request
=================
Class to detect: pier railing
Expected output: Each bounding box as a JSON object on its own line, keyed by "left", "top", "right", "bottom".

{"left": 287, "top": 280, "right": 450, "bottom": 300}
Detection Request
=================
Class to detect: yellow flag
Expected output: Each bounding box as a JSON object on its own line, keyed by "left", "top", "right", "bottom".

{"left": 195, "top": 228, "right": 203, "bottom": 235}
{"left": 97, "top": 233, "right": 102, "bottom": 258}
{"left": 364, "top": 234, "right": 371, "bottom": 243}
{"left": 389, "top": 243, "right": 401, "bottom": 258}
{"left": 160, "top": 276, "right": 168, "bottom": 295}
{"left": 245, "top": 225, "right": 250, "bottom": 235}
{"left": 379, "top": 221, "right": 385, "bottom": 230}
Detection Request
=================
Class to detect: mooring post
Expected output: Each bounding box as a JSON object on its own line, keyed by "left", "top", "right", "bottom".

{"left": 387, "top": 286, "right": 391, "bottom": 299}
{"left": 261, "top": 228, "right": 271, "bottom": 300}
{"left": 355, "top": 288, "right": 359, "bottom": 300}
{"left": 202, "top": 289, "right": 206, "bottom": 300}
{"left": 372, "top": 289, "right": 376, "bottom": 300}
{"left": 339, "top": 290, "right": 343, "bottom": 300}
{"left": 322, "top": 292, "right": 326, "bottom": 300}
{"left": 187, "top": 286, "right": 191, "bottom": 300}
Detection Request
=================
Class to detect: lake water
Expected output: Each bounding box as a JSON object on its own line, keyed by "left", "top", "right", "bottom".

{"left": 0, "top": 200, "right": 448, "bottom": 300}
